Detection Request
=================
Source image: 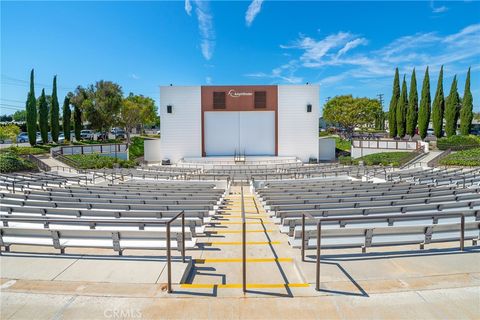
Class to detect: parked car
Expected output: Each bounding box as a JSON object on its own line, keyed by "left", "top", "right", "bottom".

{"left": 36, "top": 132, "right": 52, "bottom": 144}
{"left": 58, "top": 133, "right": 65, "bottom": 143}
{"left": 156, "top": 130, "right": 161, "bottom": 135}
{"left": 80, "top": 130, "right": 94, "bottom": 140}
{"left": 16, "top": 132, "right": 29, "bottom": 143}
{"left": 114, "top": 129, "right": 126, "bottom": 139}
{"left": 97, "top": 132, "right": 109, "bottom": 141}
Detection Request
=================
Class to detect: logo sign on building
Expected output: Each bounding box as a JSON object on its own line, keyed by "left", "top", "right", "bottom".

{"left": 228, "top": 89, "right": 253, "bottom": 98}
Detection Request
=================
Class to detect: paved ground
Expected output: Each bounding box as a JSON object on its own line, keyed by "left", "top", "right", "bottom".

{"left": 1, "top": 185, "right": 479, "bottom": 319}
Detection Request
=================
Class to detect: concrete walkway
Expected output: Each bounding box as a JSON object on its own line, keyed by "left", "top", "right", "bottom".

{"left": 183, "top": 185, "right": 306, "bottom": 293}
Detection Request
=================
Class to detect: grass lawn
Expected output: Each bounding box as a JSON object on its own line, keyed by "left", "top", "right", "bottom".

{"left": 439, "top": 148, "right": 480, "bottom": 166}
{"left": 340, "top": 151, "right": 415, "bottom": 167}
{"left": 65, "top": 154, "right": 137, "bottom": 169}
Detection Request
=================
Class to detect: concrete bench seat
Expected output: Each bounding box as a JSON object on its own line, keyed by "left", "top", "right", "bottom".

{"left": 263, "top": 188, "right": 479, "bottom": 205}
{"left": 0, "top": 198, "right": 216, "bottom": 212}
{"left": 1, "top": 193, "right": 219, "bottom": 206}
{"left": 267, "top": 194, "right": 480, "bottom": 211}
{"left": 0, "top": 227, "right": 195, "bottom": 253}
{"left": 1, "top": 206, "right": 211, "bottom": 221}
{"left": 288, "top": 221, "right": 480, "bottom": 249}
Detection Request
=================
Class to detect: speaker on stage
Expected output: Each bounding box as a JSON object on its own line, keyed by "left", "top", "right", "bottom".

{"left": 167, "top": 105, "right": 172, "bottom": 113}
{"left": 307, "top": 104, "right": 312, "bottom": 113}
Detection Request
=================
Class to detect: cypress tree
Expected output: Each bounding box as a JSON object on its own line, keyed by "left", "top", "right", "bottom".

{"left": 26, "top": 69, "right": 37, "bottom": 146}
{"left": 38, "top": 89, "right": 49, "bottom": 143}
{"left": 445, "top": 76, "right": 460, "bottom": 137}
{"left": 50, "top": 75, "right": 60, "bottom": 142}
{"left": 396, "top": 75, "right": 408, "bottom": 138}
{"left": 62, "top": 96, "right": 71, "bottom": 141}
{"left": 459, "top": 67, "right": 473, "bottom": 135}
{"left": 432, "top": 66, "right": 445, "bottom": 138}
{"left": 418, "top": 67, "right": 431, "bottom": 140}
{"left": 388, "top": 68, "right": 400, "bottom": 138}
{"left": 74, "top": 105, "right": 82, "bottom": 141}
{"left": 406, "top": 68, "right": 418, "bottom": 137}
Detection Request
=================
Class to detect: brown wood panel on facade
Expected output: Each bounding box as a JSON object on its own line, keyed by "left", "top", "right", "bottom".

{"left": 201, "top": 86, "right": 279, "bottom": 157}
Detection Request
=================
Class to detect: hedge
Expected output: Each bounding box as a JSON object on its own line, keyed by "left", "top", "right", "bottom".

{"left": 439, "top": 148, "right": 480, "bottom": 166}
{"left": 340, "top": 151, "right": 415, "bottom": 167}
{"left": 437, "top": 135, "right": 480, "bottom": 151}
{"left": 65, "top": 154, "right": 137, "bottom": 169}
{"left": 129, "top": 137, "right": 144, "bottom": 159}
{"left": 0, "top": 152, "right": 36, "bottom": 173}
{"left": 0, "top": 145, "right": 51, "bottom": 155}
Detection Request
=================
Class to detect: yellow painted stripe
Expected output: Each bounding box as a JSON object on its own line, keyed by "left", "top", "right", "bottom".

{"left": 207, "top": 241, "right": 281, "bottom": 245}
{"left": 207, "top": 230, "right": 273, "bottom": 234}
{"left": 180, "top": 283, "right": 309, "bottom": 289}
{"left": 194, "top": 258, "right": 293, "bottom": 263}
{"left": 217, "top": 214, "right": 268, "bottom": 218}
{"left": 212, "top": 221, "right": 273, "bottom": 225}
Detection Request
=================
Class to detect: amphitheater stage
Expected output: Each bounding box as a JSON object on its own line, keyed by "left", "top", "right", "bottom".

{"left": 178, "top": 156, "right": 301, "bottom": 166}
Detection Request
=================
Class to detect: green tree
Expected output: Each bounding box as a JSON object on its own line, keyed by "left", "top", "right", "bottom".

{"left": 388, "top": 68, "right": 400, "bottom": 137}
{"left": 444, "top": 76, "right": 460, "bottom": 137}
{"left": 432, "top": 66, "right": 445, "bottom": 138}
{"left": 62, "top": 96, "right": 71, "bottom": 141}
{"left": 50, "top": 75, "right": 60, "bottom": 142}
{"left": 119, "top": 93, "right": 158, "bottom": 143}
{"left": 12, "top": 110, "right": 27, "bottom": 122}
{"left": 0, "top": 124, "right": 20, "bottom": 143}
{"left": 70, "top": 86, "right": 89, "bottom": 141}
{"left": 323, "top": 95, "right": 382, "bottom": 138}
{"left": 459, "top": 67, "right": 473, "bottom": 135}
{"left": 418, "top": 67, "right": 431, "bottom": 140}
{"left": 396, "top": 75, "right": 408, "bottom": 138}
{"left": 26, "top": 69, "right": 37, "bottom": 145}
{"left": 406, "top": 68, "right": 418, "bottom": 137}
{"left": 38, "top": 89, "right": 49, "bottom": 143}
{"left": 81, "top": 81, "right": 123, "bottom": 132}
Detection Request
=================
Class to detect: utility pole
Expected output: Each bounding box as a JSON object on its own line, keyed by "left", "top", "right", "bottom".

{"left": 377, "top": 94, "right": 384, "bottom": 108}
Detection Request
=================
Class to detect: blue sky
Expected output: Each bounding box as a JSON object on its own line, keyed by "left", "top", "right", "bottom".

{"left": 1, "top": 1, "right": 479, "bottom": 115}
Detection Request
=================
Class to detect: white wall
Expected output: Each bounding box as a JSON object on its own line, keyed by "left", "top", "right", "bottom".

{"left": 318, "top": 138, "right": 336, "bottom": 161}
{"left": 204, "top": 111, "right": 275, "bottom": 156}
{"left": 159, "top": 86, "right": 202, "bottom": 163}
{"left": 278, "top": 85, "right": 320, "bottom": 162}
{"left": 143, "top": 139, "right": 162, "bottom": 163}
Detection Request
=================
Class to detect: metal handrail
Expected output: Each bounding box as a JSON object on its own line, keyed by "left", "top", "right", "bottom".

{"left": 300, "top": 212, "right": 466, "bottom": 291}
{"left": 241, "top": 182, "right": 247, "bottom": 293}
{"left": 0, "top": 211, "right": 186, "bottom": 294}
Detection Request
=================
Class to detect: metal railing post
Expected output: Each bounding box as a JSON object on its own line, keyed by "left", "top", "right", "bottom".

{"left": 301, "top": 213, "right": 306, "bottom": 261}
{"left": 241, "top": 183, "right": 247, "bottom": 293}
{"left": 316, "top": 220, "right": 321, "bottom": 291}
{"left": 167, "top": 221, "right": 172, "bottom": 293}
{"left": 460, "top": 214, "right": 465, "bottom": 251}
{"left": 181, "top": 212, "right": 186, "bottom": 263}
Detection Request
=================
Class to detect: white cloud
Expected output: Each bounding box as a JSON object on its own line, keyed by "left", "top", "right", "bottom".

{"left": 205, "top": 76, "right": 212, "bottom": 84}
{"left": 430, "top": 0, "right": 448, "bottom": 13}
{"left": 246, "top": 23, "right": 480, "bottom": 87}
{"left": 130, "top": 73, "right": 140, "bottom": 80}
{"left": 245, "top": 0, "right": 264, "bottom": 27}
{"left": 195, "top": 1, "right": 215, "bottom": 60}
{"left": 184, "top": 1, "right": 215, "bottom": 60}
{"left": 185, "top": 0, "right": 192, "bottom": 15}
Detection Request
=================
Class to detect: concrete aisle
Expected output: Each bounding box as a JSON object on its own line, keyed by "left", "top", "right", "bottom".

{"left": 182, "top": 185, "right": 307, "bottom": 295}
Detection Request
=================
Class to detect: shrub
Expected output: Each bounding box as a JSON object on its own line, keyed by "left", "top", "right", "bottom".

{"left": 0, "top": 153, "right": 36, "bottom": 173}
{"left": 436, "top": 135, "right": 480, "bottom": 150}
{"left": 0, "top": 145, "right": 51, "bottom": 155}
{"left": 353, "top": 152, "right": 415, "bottom": 167}
{"left": 335, "top": 137, "right": 351, "bottom": 152}
{"left": 338, "top": 156, "right": 353, "bottom": 165}
{"left": 129, "top": 137, "right": 144, "bottom": 159}
{"left": 439, "top": 148, "right": 480, "bottom": 166}
{"left": 65, "top": 154, "right": 137, "bottom": 169}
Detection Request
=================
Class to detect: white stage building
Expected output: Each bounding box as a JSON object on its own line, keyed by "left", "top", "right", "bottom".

{"left": 151, "top": 85, "right": 321, "bottom": 163}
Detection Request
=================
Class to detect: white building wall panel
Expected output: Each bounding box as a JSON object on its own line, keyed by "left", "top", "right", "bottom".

{"left": 159, "top": 86, "right": 201, "bottom": 163}
{"left": 278, "top": 85, "right": 319, "bottom": 162}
